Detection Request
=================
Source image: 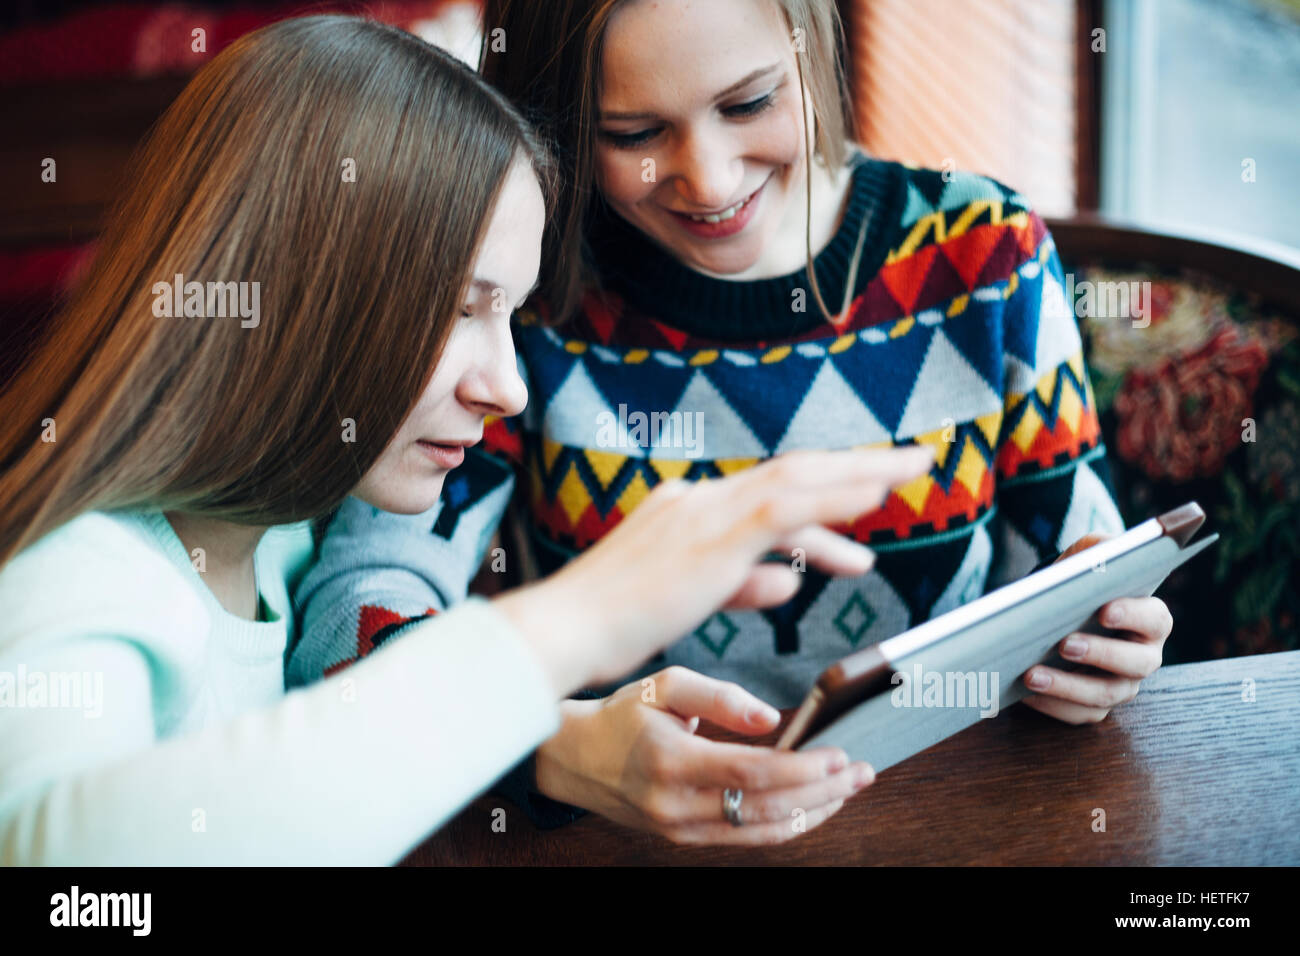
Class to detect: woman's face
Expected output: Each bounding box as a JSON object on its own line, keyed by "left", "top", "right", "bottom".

{"left": 353, "top": 160, "right": 543, "bottom": 514}
{"left": 595, "top": 0, "right": 808, "bottom": 277}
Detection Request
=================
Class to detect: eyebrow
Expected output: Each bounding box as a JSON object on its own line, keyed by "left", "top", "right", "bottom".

{"left": 598, "top": 63, "right": 782, "bottom": 122}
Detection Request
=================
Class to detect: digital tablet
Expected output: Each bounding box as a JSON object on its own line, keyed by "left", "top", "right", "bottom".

{"left": 774, "top": 502, "right": 1218, "bottom": 771}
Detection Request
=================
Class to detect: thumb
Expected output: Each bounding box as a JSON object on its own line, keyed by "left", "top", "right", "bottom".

{"left": 654, "top": 667, "right": 782, "bottom": 736}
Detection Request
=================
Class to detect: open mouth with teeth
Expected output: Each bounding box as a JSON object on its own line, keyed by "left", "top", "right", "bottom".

{"left": 686, "top": 195, "right": 752, "bottom": 223}
{"left": 667, "top": 177, "right": 768, "bottom": 237}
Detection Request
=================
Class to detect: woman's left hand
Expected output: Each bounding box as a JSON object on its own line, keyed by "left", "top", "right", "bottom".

{"left": 1020, "top": 533, "right": 1175, "bottom": 725}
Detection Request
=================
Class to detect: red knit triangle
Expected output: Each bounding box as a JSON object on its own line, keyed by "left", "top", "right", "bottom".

{"left": 484, "top": 416, "right": 523, "bottom": 465}
{"left": 913, "top": 249, "right": 970, "bottom": 313}
{"left": 584, "top": 295, "right": 617, "bottom": 345}
{"left": 854, "top": 275, "right": 905, "bottom": 326}
{"left": 939, "top": 224, "right": 1008, "bottom": 291}
{"left": 879, "top": 244, "right": 939, "bottom": 315}
{"left": 973, "top": 228, "right": 1026, "bottom": 289}
{"left": 653, "top": 321, "right": 689, "bottom": 352}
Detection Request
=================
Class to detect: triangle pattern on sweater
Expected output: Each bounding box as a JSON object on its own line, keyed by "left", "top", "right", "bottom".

{"left": 775, "top": 360, "right": 892, "bottom": 453}
{"left": 671, "top": 370, "right": 767, "bottom": 458}
{"left": 896, "top": 330, "right": 1004, "bottom": 440}
{"left": 544, "top": 361, "right": 644, "bottom": 458}
{"left": 831, "top": 322, "right": 936, "bottom": 436}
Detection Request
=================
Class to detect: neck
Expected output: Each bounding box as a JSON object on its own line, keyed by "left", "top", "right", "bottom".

{"left": 165, "top": 511, "right": 267, "bottom": 621}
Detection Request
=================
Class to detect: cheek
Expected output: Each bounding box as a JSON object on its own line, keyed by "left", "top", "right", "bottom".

{"left": 416, "top": 326, "right": 471, "bottom": 411}
{"left": 763, "top": 100, "right": 807, "bottom": 167}
{"left": 596, "top": 149, "right": 656, "bottom": 207}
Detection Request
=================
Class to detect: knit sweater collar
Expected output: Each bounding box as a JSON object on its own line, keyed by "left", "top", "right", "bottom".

{"left": 587, "top": 151, "right": 906, "bottom": 342}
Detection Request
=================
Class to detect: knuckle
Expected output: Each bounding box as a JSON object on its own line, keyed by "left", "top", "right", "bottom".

{"left": 1090, "top": 640, "right": 1113, "bottom": 670}
{"left": 750, "top": 497, "right": 784, "bottom": 531}
{"left": 713, "top": 682, "right": 745, "bottom": 713}
{"left": 727, "top": 761, "right": 761, "bottom": 792}
{"left": 765, "top": 455, "right": 802, "bottom": 484}
{"left": 747, "top": 795, "right": 779, "bottom": 824}
{"left": 642, "top": 746, "right": 674, "bottom": 780}
{"left": 657, "top": 665, "right": 686, "bottom": 690}
{"left": 640, "top": 792, "right": 677, "bottom": 827}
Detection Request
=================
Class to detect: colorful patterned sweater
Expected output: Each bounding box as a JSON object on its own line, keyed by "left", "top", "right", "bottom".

{"left": 287, "top": 153, "right": 1126, "bottom": 823}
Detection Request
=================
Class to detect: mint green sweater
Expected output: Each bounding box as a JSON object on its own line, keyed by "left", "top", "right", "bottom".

{"left": 0, "top": 510, "right": 559, "bottom": 864}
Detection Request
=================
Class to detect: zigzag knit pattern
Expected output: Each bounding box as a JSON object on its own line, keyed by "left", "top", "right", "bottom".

{"left": 289, "top": 156, "right": 1126, "bottom": 712}
{"left": 486, "top": 158, "right": 1124, "bottom": 705}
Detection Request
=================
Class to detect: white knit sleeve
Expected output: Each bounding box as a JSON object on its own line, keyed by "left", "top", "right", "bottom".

{"left": 0, "top": 598, "right": 558, "bottom": 865}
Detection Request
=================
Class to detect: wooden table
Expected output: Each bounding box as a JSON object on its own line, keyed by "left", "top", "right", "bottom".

{"left": 403, "top": 650, "right": 1300, "bottom": 865}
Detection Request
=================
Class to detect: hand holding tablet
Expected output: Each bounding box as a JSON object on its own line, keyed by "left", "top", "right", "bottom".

{"left": 776, "top": 502, "right": 1218, "bottom": 772}
{"left": 1020, "top": 531, "right": 1175, "bottom": 726}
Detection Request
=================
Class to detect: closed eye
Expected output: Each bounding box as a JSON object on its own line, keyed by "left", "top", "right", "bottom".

{"left": 722, "top": 92, "right": 775, "bottom": 118}
{"left": 599, "top": 127, "right": 662, "bottom": 150}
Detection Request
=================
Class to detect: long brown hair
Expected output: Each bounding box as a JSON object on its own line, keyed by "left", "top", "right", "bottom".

{"left": 480, "top": 0, "right": 854, "bottom": 324}
{"left": 0, "top": 14, "right": 552, "bottom": 567}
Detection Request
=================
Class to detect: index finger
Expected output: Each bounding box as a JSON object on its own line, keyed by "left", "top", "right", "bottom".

{"left": 676, "top": 736, "right": 849, "bottom": 791}
{"left": 740, "top": 446, "right": 934, "bottom": 536}
{"left": 754, "top": 446, "right": 935, "bottom": 494}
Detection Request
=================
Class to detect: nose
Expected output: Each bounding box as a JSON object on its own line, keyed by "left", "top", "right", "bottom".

{"left": 669, "top": 125, "right": 743, "bottom": 211}
{"left": 458, "top": 322, "right": 528, "bottom": 420}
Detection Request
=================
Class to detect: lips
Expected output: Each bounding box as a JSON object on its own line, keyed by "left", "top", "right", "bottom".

{"left": 683, "top": 196, "right": 749, "bottom": 224}
{"left": 416, "top": 438, "right": 475, "bottom": 469}
{"left": 666, "top": 176, "right": 768, "bottom": 240}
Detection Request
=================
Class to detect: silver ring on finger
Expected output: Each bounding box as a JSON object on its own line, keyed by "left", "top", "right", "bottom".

{"left": 722, "top": 788, "right": 744, "bottom": 827}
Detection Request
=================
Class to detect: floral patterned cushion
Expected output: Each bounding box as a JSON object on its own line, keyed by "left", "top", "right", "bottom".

{"left": 1069, "top": 264, "right": 1299, "bottom": 661}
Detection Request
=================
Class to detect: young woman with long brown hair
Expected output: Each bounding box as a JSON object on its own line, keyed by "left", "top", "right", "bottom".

{"left": 0, "top": 13, "right": 936, "bottom": 864}
{"left": 289, "top": 0, "right": 1175, "bottom": 845}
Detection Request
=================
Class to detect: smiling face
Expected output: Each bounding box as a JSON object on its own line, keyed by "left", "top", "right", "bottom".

{"left": 595, "top": 0, "right": 812, "bottom": 278}
{"left": 352, "top": 158, "right": 544, "bottom": 514}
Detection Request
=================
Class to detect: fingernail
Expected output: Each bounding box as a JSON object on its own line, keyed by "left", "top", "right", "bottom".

{"left": 748, "top": 705, "right": 779, "bottom": 725}
{"left": 1026, "top": 669, "right": 1051, "bottom": 690}
{"left": 1105, "top": 607, "right": 1125, "bottom": 628}
{"left": 1062, "top": 636, "right": 1088, "bottom": 659}
{"left": 853, "top": 763, "right": 875, "bottom": 788}
{"left": 829, "top": 751, "right": 849, "bottom": 773}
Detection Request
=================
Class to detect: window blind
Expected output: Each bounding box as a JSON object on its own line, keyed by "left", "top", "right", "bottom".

{"left": 845, "top": 0, "right": 1080, "bottom": 216}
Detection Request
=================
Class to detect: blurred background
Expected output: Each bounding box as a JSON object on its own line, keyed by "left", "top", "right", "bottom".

{"left": 1, "top": 0, "right": 1297, "bottom": 661}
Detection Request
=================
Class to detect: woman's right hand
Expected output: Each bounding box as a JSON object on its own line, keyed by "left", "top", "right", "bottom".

{"left": 534, "top": 667, "right": 875, "bottom": 845}
{"left": 495, "top": 444, "right": 934, "bottom": 696}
